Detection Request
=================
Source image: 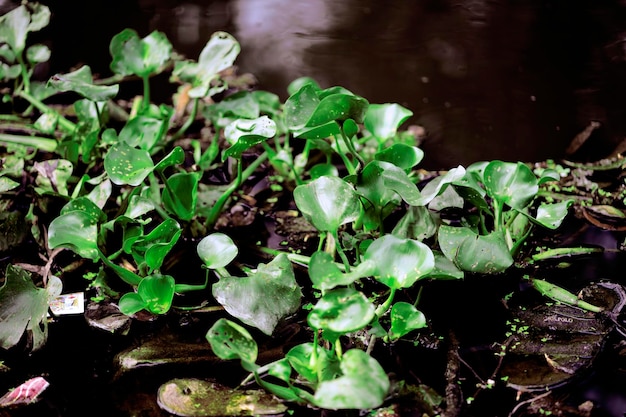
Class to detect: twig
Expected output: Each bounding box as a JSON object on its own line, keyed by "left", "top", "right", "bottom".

{"left": 508, "top": 390, "right": 552, "bottom": 417}
{"left": 442, "top": 330, "right": 463, "bottom": 417}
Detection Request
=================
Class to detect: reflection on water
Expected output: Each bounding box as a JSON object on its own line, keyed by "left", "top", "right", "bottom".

{"left": 33, "top": 0, "right": 626, "bottom": 168}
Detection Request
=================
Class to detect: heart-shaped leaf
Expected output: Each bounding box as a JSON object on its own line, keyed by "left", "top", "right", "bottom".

{"left": 110, "top": 29, "right": 172, "bottom": 78}
{"left": 104, "top": 142, "right": 154, "bottom": 186}
{"left": 483, "top": 161, "right": 538, "bottom": 210}
{"left": 364, "top": 103, "right": 413, "bottom": 141}
{"left": 389, "top": 302, "right": 427, "bottom": 340}
{"left": 375, "top": 143, "right": 424, "bottom": 170}
{"left": 0, "top": 3, "right": 50, "bottom": 55}
{"left": 197, "top": 233, "right": 238, "bottom": 269}
{"left": 119, "top": 115, "right": 167, "bottom": 151}
{"left": 47, "top": 211, "right": 99, "bottom": 260}
{"left": 294, "top": 175, "right": 361, "bottom": 233}
{"left": 307, "top": 287, "right": 375, "bottom": 334}
{"left": 364, "top": 235, "right": 435, "bottom": 289}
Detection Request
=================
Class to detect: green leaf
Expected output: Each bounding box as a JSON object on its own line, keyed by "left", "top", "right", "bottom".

{"left": 364, "top": 103, "right": 413, "bottom": 141}
{"left": 438, "top": 225, "right": 513, "bottom": 273}
{"left": 389, "top": 302, "right": 427, "bottom": 340}
{"left": 128, "top": 218, "right": 181, "bottom": 272}
{"left": 294, "top": 175, "right": 361, "bottom": 233}
{"left": 364, "top": 234, "right": 435, "bottom": 289}
{"left": 118, "top": 292, "right": 146, "bottom": 316}
{"left": 197, "top": 233, "right": 238, "bottom": 269}
{"left": 531, "top": 199, "right": 574, "bottom": 230}
{"left": 212, "top": 254, "right": 302, "bottom": 335}
{"left": 61, "top": 196, "right": 107, "bottom": 224}
{"left": 48, "top": 211, "right": 99, "bottom": 260}
{"left": 287, "top": 77, "right": 321, "bottom": 96}
{"left": 154, "top": 146, "right": 185, "bottom": 172}
{"left": 483, "top": 161, "right": 538, "bottom": 210}
{"left": 308, "top": 251, "right": 359, "bottom": 291}
{"left": 0, "top": 4, "right": 50, "bottom": 55}
{"left": 307, "top": 287, "right": 375, "bottom": 334}
{"left": 313, "top": 349, "right": 389, "bottom": 410}
{"left": 203, "top": 91, "right": 260, "bottom": 124}
{"left": 417, "top": 165, "right": 466, "bottom": 206}
{"left": 284, "top": 84, "right": 320, "bottom": 130}
{"left": 423, "top": 251, "right": 464, "bottom": 280}
{"left": 119, "top": 115, "right": 167, "bottom": 151}
{"left": 162, "top": 172, "right": 200, "bottom": 221}
{"left": 206, "top": 318, "right": 258, "bottom": 371}
{"left": 104, "top": 142, "right": 154, "bottom": 186}
{"left": 0, "top": 265, "right": 49, "bottom": 351}
{"left": 392, "top": 205, "right": 438, "bottom": 241}
{"left": 222, "top": 116, "right": 277, "bottom": 161}
{"left": 173, "top": 31, "right": 240, "bottom": 98}
{"left": 286, "top": 343, "right": 337, "bottom": 384}
{"left": 0, "top": 176, "right": 19, "bottom": 192}
{"left": 26, "top": 44, "right": 50, "bottom": 64}
{"left": 137, "top": 273, "right": 175, "bottom": 314}
{"left": 306, "top": 93, "right": 369, "bottom": 127}
{"left": 110, "top": 29, "right": 172, "bottom": 78}
{"left": 49, "top": 65, "right": 119, "bottom": 101}
{"left": 358, "top": 160, "right": 423, "bottom": 207}
{"left": 375, "top": 143, "right": 424, "bottom": 170}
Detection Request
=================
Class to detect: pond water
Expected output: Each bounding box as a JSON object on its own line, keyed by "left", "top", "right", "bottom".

{"left": 34, "top": 0, "right": 626, "bottom": 169}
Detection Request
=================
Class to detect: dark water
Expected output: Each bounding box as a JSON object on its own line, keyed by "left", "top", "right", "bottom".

{"left": 29, "top": 0, "right": 626, "bottom": 169}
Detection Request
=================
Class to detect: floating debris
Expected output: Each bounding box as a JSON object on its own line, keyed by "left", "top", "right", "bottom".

{"left": 0, "top": 376, "right": 49, "bottom": 407}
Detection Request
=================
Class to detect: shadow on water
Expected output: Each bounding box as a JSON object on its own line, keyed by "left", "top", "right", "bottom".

{"left": 32, "top": 0, "right": 626, "bottom": 169}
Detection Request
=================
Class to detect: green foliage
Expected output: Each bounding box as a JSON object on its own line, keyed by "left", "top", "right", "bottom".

{"left": 0, "top": 13, "right": 583, "bottom": 412}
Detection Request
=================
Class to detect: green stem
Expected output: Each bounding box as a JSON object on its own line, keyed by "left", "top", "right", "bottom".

{"left": 17, "top": 91, "right": 77, "bottom": 133}
{"left": 340, "top": 128, "right": 365, "bottom": 171}
{"left": 375, "top": 288, "right": 397, "bottom": 318}
{"left": 258, "top": 246, "right": 347, "bottom": 271}
{"left": 204, "top": 152, "right": 269, "bottom": 229}
{"left": 493, "top": 200, "right": 504, "bottom": 233}
{"left": 15, "top": 53, "right": 30, "bottom": 94}
{"left": 333, "top": 134, "right": 357, "bottom": 176}
{"left": 142, "top": 75, "right": 151, "bottom": 112}
{"left": 332, "top": 231, "right": 351, "bottom": 272}
{"left": 529, "top": 246, "right": 603, "bottom": 262}
{"left": 0, "top": 132, "right": 58, "bottom": 152}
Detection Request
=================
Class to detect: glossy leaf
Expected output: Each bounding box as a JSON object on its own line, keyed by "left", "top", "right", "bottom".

{"left": 364, "top": 103, "right": 413, "bottom": 140}
{"left": 392, "top": 205, "right": 438, "bottom": 241}
{"left": 206, "top": 318, "right": 258, "bottom": 371}
{"left": 128, "top": 218, "right": 181, "bottom": 272}
{"left": 137, "top": 273, "right": 175, "bottom": 314}
{"left": 110, "top": 29, "right": 172, "bottom": 78}
{"left": 197, "top": 233, "right": 238, "bottom": 269}
{"left": 389, "top": 302, "right": 427, "bottom": 340}
{"left": 104, "top": 142, "right": 154, "bottom": 186}
{"left": 416, "top": 165, "right": 466, "bottom": 206}
{"left": 308, "top": 251, "right": 363, "bottom": 291}
{"left": 154, "top": 146, "right": 185, "bottom": 172}
{"left": 306, "top": 93, "right": 369, "bottom": 126}
{"left": 375, "top": 143, "right": 424, "bottom": 170}
{"left": 212, "top": 254, "right": 302, "bottom": 335}
{"left": 48, "top": 211, "right": 98, "bottom": 260}
{"left": 222, "top": 116, "right": 277, "bottom": 161}
{"left": 49, "top": 65, "right": 118, "bottom": 101}
{"left": 286, "top": 343, "right": 337, "bottom": 384}
{"left": 364, "top": 235, "right": 435, "bottom": 289}
{"left": 313, "top": 349, "right": 389, "bottom": 410}
{"left": 307, "top": 287, "right": 375, "bottom": 334}
{"left": 284, "top": 84, "right": 320, "bottom": 130}
{"left": 358, "top": 160, "right": 423, "bottom": 207}
{"left": 483, "top": 161, "right": 538, "bottom": 210}
{"left": 294, "top": 175, "right": 361, "bottom": 233}
{"left": 438, "top": 225, "right": 513, "bottom": 273}
{"left": 162, "top": 172, "right": 200, "bottom": 221}
{"left": 531, "top": 200, "right": 574, "bottom": 230}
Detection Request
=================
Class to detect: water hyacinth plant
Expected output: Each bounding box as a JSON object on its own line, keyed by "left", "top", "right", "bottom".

{"left": 0, "top": 6, "right": 591, "bottom": 413}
